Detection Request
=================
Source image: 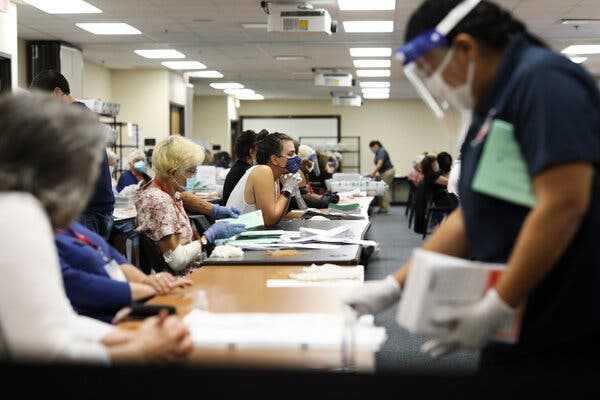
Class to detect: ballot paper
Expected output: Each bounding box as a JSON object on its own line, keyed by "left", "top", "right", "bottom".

{"left": 266, "top": 279, "right": 362, "bottom": 288}
{"left": 183, "top": 310, "right": 387, "bottom": 351}
{"left": 288, "top": 264, "right": 364, "bottom": 281}
{"left": 218, "top": 210, "right": 264, "bottom": 229}
{"left": 397, "top": 249, "right": 522, "bottom": 344}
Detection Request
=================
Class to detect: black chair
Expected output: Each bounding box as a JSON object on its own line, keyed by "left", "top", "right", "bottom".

{"left": 422, "top": 194, "right": 459, "bottom": 240}
{"left": 138, "top": 233, "right": 170, "bottom": 274}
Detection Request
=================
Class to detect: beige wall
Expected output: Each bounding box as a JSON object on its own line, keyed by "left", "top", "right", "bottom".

{"left": 0, "top": 4, "right": 18, "bottom": 89}
{"left": 111, "top": 69, "right": 169, "bottom": 142}
{"left": 17, "top": 37, "right": 26, "bottom": 89}
{"left": 82, "top": 60, "right": 111, "bottom": 100}
{"left": 239, "top": 99, "right": 462, "bottom": 176}
{"left": 193, "top": 95, "right": 230, "bottom": 151}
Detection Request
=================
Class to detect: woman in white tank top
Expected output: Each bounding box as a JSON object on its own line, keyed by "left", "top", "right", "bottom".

{"left": 225, "top": 132, "right": 302, "bottom": 226}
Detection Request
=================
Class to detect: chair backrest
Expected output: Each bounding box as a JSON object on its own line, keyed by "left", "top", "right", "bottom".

{"left": 138, "top": 233, "right": 170, "bottom": 274}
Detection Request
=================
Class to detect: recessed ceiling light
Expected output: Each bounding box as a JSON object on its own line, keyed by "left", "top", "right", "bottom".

{"left": 210, "top": 82, "right": 244, "bottom": 90}
{"left": 238, "top": 94, "right": 264, "bottom": 100}
{"left": 362, "top": 88, "right": 390, "bottom": 94}
{"left": 76, "top": 23, "right": 141, "bottom": 35}
{"left": 562, "top": 45, "right": 600, "bottom": 55}
{"left": 24, "top": 0, "right": 101, "bottom": 14}
{"left": 134, "top": 49, "right": 185, "bottom": 59}
{"left": 570, "top": 56, "right": 588, "bottom": 64}
{"left": 224, "top": 89, "right": 255, "bottom": 96}
{"left": 338, "top": 0, "right": 395, "bottom": 11}
{"left": 359, "top": 81, "right": 390, "bottom": 88}
{"left": 161, "top": 61, "right": 206, "bottom": 70}
{"left": 353, "top": 59, "right": 391, "bottom": 68}
{"left": 350, "top": 48, "right": 392, "bottom": 57}
{"left": 242, "top": 23, "right": 268, "bottom": 29}
{"left": 275, "top": 56, "right": 307, "bottom": 61}
{"left": 363, "top": 93, "right": 390, "bottom": 99}
{"left": 356, "top": 69, "right": 391, "bottom": 77}
{"left": 187, "top": 70, "right": 224, "bottom": 78}
{"left": 343, "top": 21, "right": 394, "bottom": 33}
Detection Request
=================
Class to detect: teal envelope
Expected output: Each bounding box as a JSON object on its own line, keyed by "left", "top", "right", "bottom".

{"left": 218, "top": 209, "right": 265, "bottom": 229}
{"left": 472, "top": 119, "right": 537, "bottom": 208}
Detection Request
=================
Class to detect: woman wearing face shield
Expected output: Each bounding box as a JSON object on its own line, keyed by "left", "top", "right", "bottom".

{"left": 344, "top": 0, "right": 600, "bottom": 372}
{"left": 226, "top": 132, "right": 302, "bottom": 226}
{"left": 135, "top": 136, "right": 246, "bottom": 275}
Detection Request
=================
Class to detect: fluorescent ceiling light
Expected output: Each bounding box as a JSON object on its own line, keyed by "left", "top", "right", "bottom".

{"left": 356, "top": 69, "right": 391, "bottom": 77}
{"left": 343, "top": 21, "right": 394, "bottom": 33}
{"left": 275, "top": 56, "right": 307, "bottom": 61}
{"left": 362, "top": 88, "right": 390, "bottom": 94}
{"left": 76, "top": 23, "right": 141, "bottom": 35}
{"left": 359, "top": 81, "right": 390, "bottom": 88}
{"left": 350, "top": 48, "right": 392, "bottom": 57}
{"left": 224, "top": 89, "right": 255, "bottom": 96}
{"left": 161, "top": 61, "right": 206, "bottom": 70}
{"left": 238, "top": 94, "right": 265, "bottom": 100}
{"left": 210, "top": 82, "right": 244, "bottom": 90}
{"left": 134, "top": 49, "right": 185, "bottom": 59}
{"left": 570, "top": 56, "right": 588, "bottom": 64}
{"left": 353, "top": 59, "right": 391, "bottom": 68}
{"left": 562, "top": 45, "right": 600, "bottom": 55}
{"left": 561, "top": 19, "right": 600, "bottom": 25}
{"left": 363, "top": 93, "right": 390, "bottom": 99}
{"left": 24, "top": 0, "right": 101, "bottom": 14}
{"left": 242, "top": 23, "right": 268, "bottom": 29}
{"left": 338, "top": 0, "right": 395, "bottom": 11}
{"left": 187, "top": 70, "right": 224, "bottom": 78}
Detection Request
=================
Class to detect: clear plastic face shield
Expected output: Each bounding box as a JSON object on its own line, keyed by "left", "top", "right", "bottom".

{"left": 395, "top": 0, "right": 482, "bottom": 119}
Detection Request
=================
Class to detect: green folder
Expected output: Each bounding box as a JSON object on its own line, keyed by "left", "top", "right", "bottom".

{"left": 218, "top": 210, "right": 265, "bottom": 229}
{"left": 472, "top": 119, "right": 537, "bottom": 208}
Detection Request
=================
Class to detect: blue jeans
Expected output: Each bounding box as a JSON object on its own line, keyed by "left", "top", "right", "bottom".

{"left": 79, "top": 211, "right": 114, "bottom": 242}
{"left": 113, "top": 219, "right": 139, "bottom": 246}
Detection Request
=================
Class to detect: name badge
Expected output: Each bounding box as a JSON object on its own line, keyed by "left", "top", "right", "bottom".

{"left": 104, "top": 259, "right": 127, "bottom": 282}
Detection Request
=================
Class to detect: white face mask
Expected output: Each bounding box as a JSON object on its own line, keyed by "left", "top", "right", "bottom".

{"left": 425, "top": 47, "right": 475, "bottom": 111}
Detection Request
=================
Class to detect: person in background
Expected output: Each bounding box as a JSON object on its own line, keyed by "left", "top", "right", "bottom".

{"left": 213, "top": 151, "right": 232, "bottom": 169}
{"left": 408, "top": 154, "right": 426, "bottom": 187}
{"left": 226, "top": 132, "right": 302, "bottom": 226}
{"left": 222, "top": 130, "right": 258, "bottom": 205}
{"left": 437, "top": 151, "right": 454, "bottom": 177}
{"left": 447, "top": 158, "right": 461, "bottom": 197}
{"left": 294, "top": 144, "right": 339, "bottom": 208}
{"left": 30, "top": 70, "right": 115, "bottom": 241}
{"left": 106, "top": 148, "right": 119, "bottom": 192}
{"left": 369, "top": 140, "right": 396, "bottom": 214}
{"left": 0, "top": 93, "right": 192, "bottom": 365}
{"left": 202, "top": 147, "right": 214, "bottom": 165}
{"left": 117, "top": 148, "right": 152, "bottom": 192}
{"left": 421, "top": 155, "right": 449, "bottom": 203}
{"left": 136, "top": 136, "right": 246, "bottom": 275}
{"left": 345, "top": 0, "right": 600, "bottom": 372}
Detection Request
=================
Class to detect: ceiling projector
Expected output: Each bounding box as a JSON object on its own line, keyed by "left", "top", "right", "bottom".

{"left": 266, "top": 4, "right": 337, "bottom": 36}
{"left": 332, "top": 94, "right": 362, "bottom": 107}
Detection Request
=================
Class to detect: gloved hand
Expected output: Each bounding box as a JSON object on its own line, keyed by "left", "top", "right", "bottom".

{"left": 211, "top": 204, "right": 242, "bottom": 219}
{"left": 281, "top": 173, "right": 302, "bottom": 194}
{"left": 342, "top": 275, "right": 402, "bottom": 316}
{"left": 323, "top": 191, "right": 340, "bottom": 204}
{"left": 421, "top": 288, "right": 516, "bottom": 358}
{"left": 203, "top": 221, "right": 246, "bottom": 243}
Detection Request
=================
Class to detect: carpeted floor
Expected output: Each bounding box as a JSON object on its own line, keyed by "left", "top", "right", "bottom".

{"left": 364, "top": 205, "right": 479, "bottom": 374}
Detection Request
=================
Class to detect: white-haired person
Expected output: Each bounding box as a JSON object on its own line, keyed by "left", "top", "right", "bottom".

{"left": 0, "top": 93, "right": 192, "bottom": 364}
{"left": 135, "top": 136, "right": 246, "bottom": 275}
{"left": 106, "top": 148, "right": 119, "bottom": 192}
{"left": 295, "top": 144, "right": 339, "bottom": 209}
{"left": 117, "top": 148, "right": 152, "bottom": 193}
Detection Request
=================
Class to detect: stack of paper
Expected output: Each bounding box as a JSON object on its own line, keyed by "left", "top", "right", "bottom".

{"left": 397, "top": 249, "right": 521, "bottom": 343}
{"left": 183, "top": 310, "right": 387, "bottom": 351}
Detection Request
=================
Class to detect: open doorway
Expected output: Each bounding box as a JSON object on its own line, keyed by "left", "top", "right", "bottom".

{"left": 170, "top": 103, "right": 184, "bottom": 136}
{"left": 0, "top": 52, "right": 12, "bottom": 93}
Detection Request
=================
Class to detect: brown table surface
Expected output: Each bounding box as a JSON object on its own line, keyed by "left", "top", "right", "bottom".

{"left": 120, "top": 265, "right": 375, "bottom": 372}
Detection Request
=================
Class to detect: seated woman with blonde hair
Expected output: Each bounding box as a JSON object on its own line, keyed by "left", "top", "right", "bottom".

{"left": 136, "top": 136, "right": 245, "bottom": 275}
{"left": 225, "top": 132, "right": 302, "bottom": 226}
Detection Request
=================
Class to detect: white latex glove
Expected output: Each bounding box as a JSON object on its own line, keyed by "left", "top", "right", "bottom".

{"left": 342, "top": 275, "right": 401, "bottom": 316}
{"left": 421, "top": 288, "right": 516, "bottom": 358}
{"left": 281, "top": 173, "right": 302, "bottom": 193}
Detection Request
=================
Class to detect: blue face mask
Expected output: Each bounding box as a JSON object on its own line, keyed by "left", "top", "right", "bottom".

{"left": 184, "top": 175, "right": 199, "bottom": 191}
{"left": 133, "top": 161, "right": 146, "bottom": 173}
{"left": 284, "top": 155, "right": 302, "bottom": 174}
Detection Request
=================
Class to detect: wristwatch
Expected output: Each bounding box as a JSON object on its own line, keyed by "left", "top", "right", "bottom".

{"left": 200, "top": 235, "right": 209, "bottom": 246}
{"left": 281, "top": 189, "right": 291, "bottom": 199}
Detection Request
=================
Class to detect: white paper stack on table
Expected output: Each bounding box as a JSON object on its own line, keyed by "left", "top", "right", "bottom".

{"left": 397, "top": 249, "right": 522, "bottom": 343}
{"left": 183, "top": 310, "right": 386, "bottom": 351}
{"left": 267, "top": 264, "right": 364, "bottom": 287}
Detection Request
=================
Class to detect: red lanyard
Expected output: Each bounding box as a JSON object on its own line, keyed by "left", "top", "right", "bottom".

{"left": 154, "top": 179, "right": 198, "bottom": 240}
{"left": 58, "top": 228, "right": 99, "bottom": 250}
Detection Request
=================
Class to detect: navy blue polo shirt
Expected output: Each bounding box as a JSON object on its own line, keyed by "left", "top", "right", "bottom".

{"left": 55, "top": 222, "right": 131, "bottom": 322}
{"left": 374, "top": 147, "right": 394, "bottom": 173}
{"left": 459, "top": 34, "right": 600, "bottom": 354}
